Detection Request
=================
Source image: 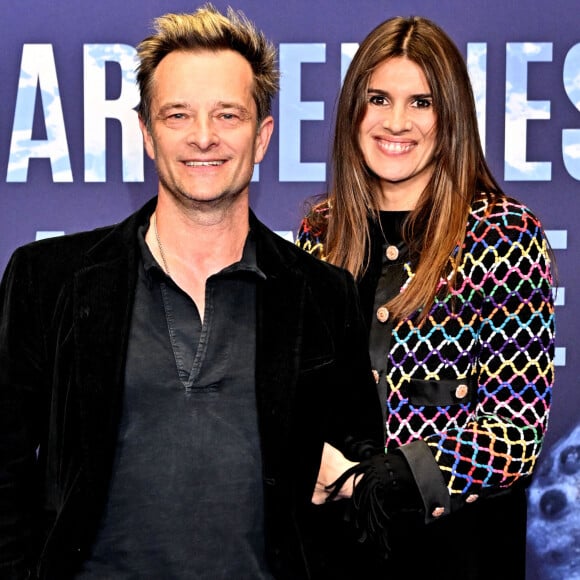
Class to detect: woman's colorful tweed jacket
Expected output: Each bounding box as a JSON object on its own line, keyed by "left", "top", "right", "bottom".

{"left": 296, "top": 196, "right": 555, "bottom": 519}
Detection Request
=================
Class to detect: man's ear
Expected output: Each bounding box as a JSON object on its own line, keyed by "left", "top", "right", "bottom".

{"left": 139, "top": 115, "right": 155, "bottom": 161}
{"left": 253, "top": 115, "right": 274, "bottom": 164}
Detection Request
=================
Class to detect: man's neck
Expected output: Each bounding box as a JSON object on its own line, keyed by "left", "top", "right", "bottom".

{"left": 146, "top": 195, "right": 250, "bottom": 317}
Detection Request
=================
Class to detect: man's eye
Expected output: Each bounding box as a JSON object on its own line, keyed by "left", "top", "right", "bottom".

{"left": 160, "top": 112, "right": 186, "bottom": 122}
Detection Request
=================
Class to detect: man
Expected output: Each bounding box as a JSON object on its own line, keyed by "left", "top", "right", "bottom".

{"left": 0, "top": 5, "right": 383, "bottom": 579}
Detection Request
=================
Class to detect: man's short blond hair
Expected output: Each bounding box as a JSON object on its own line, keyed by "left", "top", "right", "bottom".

{"left": 136, "top": 3, "right": 279, "bottom": 128}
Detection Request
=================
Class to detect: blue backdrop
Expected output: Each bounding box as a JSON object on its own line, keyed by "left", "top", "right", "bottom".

{"left": 1, "top": 1, "right": 577, "bottom": 577}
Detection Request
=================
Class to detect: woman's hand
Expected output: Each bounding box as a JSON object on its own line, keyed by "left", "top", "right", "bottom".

{"left": 312, "top": 442, "right": 359, "bottom": 504}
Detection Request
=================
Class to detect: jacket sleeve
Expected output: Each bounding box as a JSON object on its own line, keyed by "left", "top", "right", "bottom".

{"left": 405, "top": 201, "right": 555, "bottom": 521}
{"left": 0, "top": 249, "right": 49, "bottom": 579}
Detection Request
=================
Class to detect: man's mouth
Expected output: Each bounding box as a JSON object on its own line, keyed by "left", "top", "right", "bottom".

{"left": 184, "top": 160, "right": 225, "bottom": 167}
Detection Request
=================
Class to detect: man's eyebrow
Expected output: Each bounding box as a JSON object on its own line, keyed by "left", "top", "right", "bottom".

{"left": 215, "top": 101, "right": 253, "bottom": 116}
{"left": 156, "top": 102, "right": 191, "bottom": 116}
{"left": 156, "top": 101, "right": 253, "bottom": 117}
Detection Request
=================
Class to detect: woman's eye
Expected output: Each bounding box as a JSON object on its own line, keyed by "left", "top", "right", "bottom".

{"left": 414, "top": 98, "right": 432, "bottom": 109}
{"left": 369, "top": 95, "right": 388, "bottom": 106}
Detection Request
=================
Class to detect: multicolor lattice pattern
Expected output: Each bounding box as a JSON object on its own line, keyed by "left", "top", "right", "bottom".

{"left": 297, "top": 197, "right": 555, "bottom": 496}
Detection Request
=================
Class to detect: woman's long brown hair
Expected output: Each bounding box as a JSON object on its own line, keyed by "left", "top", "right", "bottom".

{"left": 322, "top": 16, "right": 504, "bottom": 323}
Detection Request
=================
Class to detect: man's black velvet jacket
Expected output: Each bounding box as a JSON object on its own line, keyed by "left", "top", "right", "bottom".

{"left": 0, "top": 198, "right": 383, "bottom": 579}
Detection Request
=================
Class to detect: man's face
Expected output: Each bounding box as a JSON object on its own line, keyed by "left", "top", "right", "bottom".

{"left": 141, "top": 49, "right": 273, "bottom": 211}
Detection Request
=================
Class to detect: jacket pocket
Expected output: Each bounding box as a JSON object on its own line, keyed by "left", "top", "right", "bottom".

{"left": 401, "top": 376, "right": 476, "bottom": 406}
{"left": 299, "top": 354, "right": 334, "bottom": 374}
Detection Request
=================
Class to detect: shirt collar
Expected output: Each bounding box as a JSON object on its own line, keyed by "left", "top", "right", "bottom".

{"left": 138, "top": 214, "right": 266, "bottom": 283}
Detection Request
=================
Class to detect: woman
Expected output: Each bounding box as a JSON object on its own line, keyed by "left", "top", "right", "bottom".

{"left": 297, "top": 16, "right": 555, "bottom": 580}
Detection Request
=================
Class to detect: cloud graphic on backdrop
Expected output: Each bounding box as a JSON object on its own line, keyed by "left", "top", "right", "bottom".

{"left": 6, "top": 43, "right": 141, "bottom": 184}
{"left": 84, "top": 43, "right": 141, "bottom": 182}
{"left": 563, "top": 45, "right": 580, "bottom": 178}
{"left": 467, "top": 43, "right": 487, "bottom": 154}
{"left": 7, "top": 44, "right": 72, "bottom": 182}
{"left": 505, "top": 42, "right": 552, "bottom": 181}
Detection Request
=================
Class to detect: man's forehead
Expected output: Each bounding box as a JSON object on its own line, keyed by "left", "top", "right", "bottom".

{"left": 150, "top": 51, "right": 256, "bottom": 112}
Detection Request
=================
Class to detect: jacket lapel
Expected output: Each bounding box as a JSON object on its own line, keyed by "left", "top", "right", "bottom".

{"left": 256, "top": 273, "right": 305, "bottom": 439}
{"left": 252, "top": 215, "right": 306, "bottom": 462}
{"left": 72, "top": 201, "right": 152, "bottom": 488}
{"left": 74, "top": 258, "right": 134, "bottom": 462}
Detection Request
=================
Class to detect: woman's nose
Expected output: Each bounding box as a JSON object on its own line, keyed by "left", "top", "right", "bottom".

{"left": 382, "top": 105, "right": 411, "bottom": 132}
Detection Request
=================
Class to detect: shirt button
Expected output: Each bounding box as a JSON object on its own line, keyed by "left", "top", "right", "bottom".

{"left": 466, "top": 494, "right": 479, "bottom": 503}
{"left": 455, "top": 384, "right": 469, "bottom": 399}
{"left": 376, "top": 306, "right": 389, "bottom": 323}
{"left": 432, "top": 506, "right": 445, "bottom": 518}
{"left": 385, "top": 245, "right": 399, "bottom": 261}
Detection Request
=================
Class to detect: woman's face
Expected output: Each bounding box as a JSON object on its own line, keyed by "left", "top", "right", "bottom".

{"left": 358, "top": 56, "right": 437, "bottom": 210}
